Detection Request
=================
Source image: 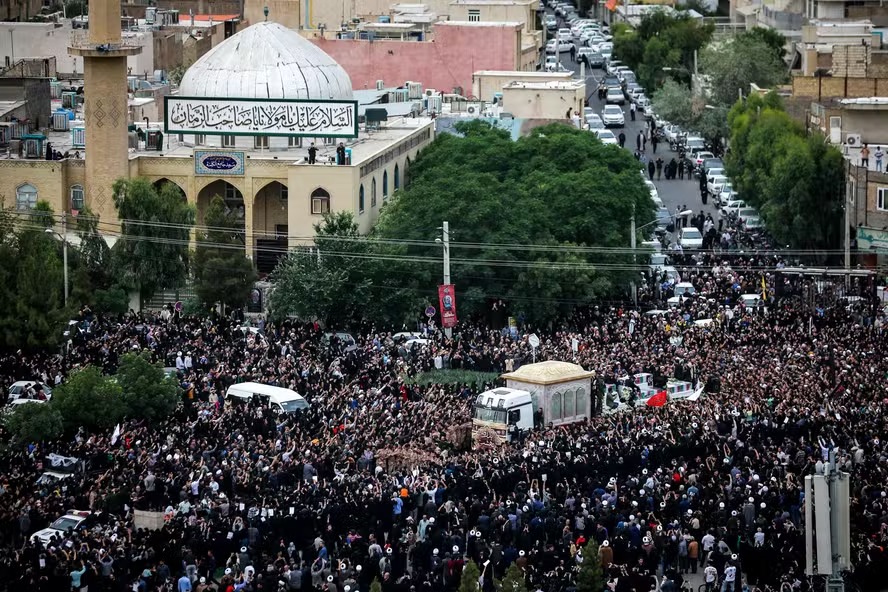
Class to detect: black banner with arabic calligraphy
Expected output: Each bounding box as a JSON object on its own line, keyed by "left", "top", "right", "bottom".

{"left": 164, "top": 96, "right": 359, "bottom": 138}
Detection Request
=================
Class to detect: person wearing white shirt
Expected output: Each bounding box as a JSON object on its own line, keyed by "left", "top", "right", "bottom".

{"left": 704, "top": 565, "right": 718, "bottom": 592}
{"left": 701, "top": 532, "right": 715, "bottom": 567}
{"left": 721, "top": 564, "right": 737, "bottom": 592}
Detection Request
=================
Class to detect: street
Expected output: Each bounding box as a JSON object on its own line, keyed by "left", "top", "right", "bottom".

{"left": 544, "top": 7, "right": 721, "bottom": 227}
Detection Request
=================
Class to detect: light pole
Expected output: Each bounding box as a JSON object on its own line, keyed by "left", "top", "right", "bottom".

{"left": 435, "top": 221, "right": 452, "bottom": 338}
{"left": 9, "top": 29, "right": 14, "bottom": 64}
{"left": 45, "top": 213, "right": 69, "bottom": 306}
{"left": 844, "top": 168, "right": 854, "bottom": 288}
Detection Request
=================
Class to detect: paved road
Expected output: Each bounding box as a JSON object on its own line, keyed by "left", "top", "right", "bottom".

{"left": 542, "top": 10, "right": 721, "bottom": 226}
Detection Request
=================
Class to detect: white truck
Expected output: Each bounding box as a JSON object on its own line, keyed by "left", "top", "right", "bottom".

{"left": 471, "top": 388, "right": 535, "bottom": 446}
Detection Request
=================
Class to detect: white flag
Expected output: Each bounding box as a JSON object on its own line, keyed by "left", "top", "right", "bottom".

{"left": 110, "top": 423, "right": 121, "bottom": 445}
{"left": 687, "top": 387, "right": 703, "bottom": 402}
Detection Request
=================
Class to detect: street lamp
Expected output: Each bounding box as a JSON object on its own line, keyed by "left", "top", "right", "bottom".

{"left": 434, "top": 221, "right": 452, "bottom": 339}
{"left": 45, "top": 213, "right": 69, "bottom": 306}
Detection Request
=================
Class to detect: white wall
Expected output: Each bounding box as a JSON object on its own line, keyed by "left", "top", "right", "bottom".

{"left": 0, "top": 22, "right": 154, "bottom": 76}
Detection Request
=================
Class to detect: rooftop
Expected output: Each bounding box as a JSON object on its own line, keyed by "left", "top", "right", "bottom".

{"left": 450, "top": 0, "right": 535, "bottom": 4}
{"left": 503, "top": 80, "right": 584, "bottom": 90}
{"left": 435, "top": 20, "right": 523, "bottom": 27}
{"left": 502, "top": 360, "right": 594, "bottom": 385}
{"left": 474, "top": 70, "right": 573, "bottom": 77}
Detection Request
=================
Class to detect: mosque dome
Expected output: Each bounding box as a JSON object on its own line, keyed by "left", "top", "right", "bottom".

{"left": 178, "top": 21, "right": 353, "bottom": 100}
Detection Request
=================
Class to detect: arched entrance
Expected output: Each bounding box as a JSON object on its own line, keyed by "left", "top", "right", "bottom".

{"left": 253, "top": 181, "right": 288, "bottom": 273}
{"left": 153, "top": 178, "right": 186, "bottom": 200}
{"left": 197, "top": 180, "right": 245, "bottom": 239}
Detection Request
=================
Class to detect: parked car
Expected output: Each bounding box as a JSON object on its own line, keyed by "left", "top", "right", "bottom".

{"left": 546, "top": 39, "right": 575, "bottom": 53}
{"left": 706, "top": 175, "right": 729, "bottom": 196}
{"left": 679, "top": 227, "right": 704, "bottom": 249}
{"left": 721, "top": 199, "right": 747, "bottom": 217}
{"left": 743, "top": 216, "right": 764, "bottom": 230}
{"left": 736, "top": 207, "right": 760, "bottom": 226}
{"left": 601, "top": 105, "right": 624, "bottom": 126}
{"left": 545, "top": 15, "right": 557, "bottom": 30}
{"left": 606, "top": 60, "right": 624, "bottom": 75}
{"left": 586, "top": 112, "right": 603, "bottom": 126}
{"left": 31, "top": 510, "right": 93, "bottom": 545}
{"left": 595, "top": 129, "right": 619, "bottom": 145}
{"left": 718, "top": 189, "right": 739, "bottom": 206}
{"left": 644, "top": 179, "right": 659, "bottom": 201}
{"left": 544, "top": 56, "right": 569, "bottom": 72}
{"left": 577, "top": 48, "right": 604, "bottom": 67}
{"left": 605, "top": 87, "right": 625, "bottom": 105}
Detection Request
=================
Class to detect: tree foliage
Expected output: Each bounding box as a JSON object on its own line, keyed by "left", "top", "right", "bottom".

{"left": 111, "top": 178, "right": 196, "bottom": 304}
{"left": 726, "top": 93, "right": 844, "bottom": 250}
{"left": 14, "top": 224, "right": 67, "bottom": 348}
{"left": 613, "top": 11, "right": 713, "bottom": 90}
{"left": 498, "top": 564, "right": 528, "bottom": 592}
{"left": 193, "top": 195, "right": 257, "bottom": 311}
{"left": 4, "top": 403, "right": 64, "bottom": 444}
{"left": 459, "top": 560, "right": 481, "bottom": 592}
{"left": 52, "top": 366, "right": 126, "bottom": 432}
{"left": 373, "top": 122, "right": 654, "bottom": 323}
{"left": 116, "top": 352, "right": 180, "bottom": 421}
{"left": 577, "top": 541, "right": 605, "bottom": 592}
{"left": 699, "top": 35, "right": 788, "bottom": 107}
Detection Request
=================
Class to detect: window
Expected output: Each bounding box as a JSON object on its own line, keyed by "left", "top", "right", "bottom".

{"left": 224, "top": 184, "right": 240, "bottom": 202}
{"left": 507, "top": 409, "right": 521, "bottom": 425}
{"left": 382, "top": 170, "right": 389, "bottom": 199}
{"left": 254, "top": 135, "right": 269, "bottom": 149}
{"left": 70, "top": 185, "right": 84, "bottom": 211}
{"left": 550, "top": 392, "right": 562, "bottom": 421}
{"left": 562, "top": 389, "right": 575, "bottom": 419}
{"left": 468, "top": 9, "right": 480, "bottom": 21}
{"left": 288, "top": 136, "right": 302, "bottom": 148}
{"left": 371, "top": 178, "right": 377, "bottom": 207}
{"left": 15, "top": 183, "right": 38, "bottom": 211}
{"left": 358, "top": 185, "right": 365, "bottom": 213}
{"left": 194, "top": 134, "right": 206, "bottom": 145}
{"left": 878, "top": 187, "right": 888, "bottom": 211}
{"left": 280, "top": 185, "right": 288, "bottom": 202}
{"left": 323, "top": 137, "right": 335, "bottom": 146}
{"left": 394, "top": 164, "right": 400, "bottom": 190}
{"left": 222, "top": 135, "right": 236, "bottom": 148}
{"left": 576, "top": 387, "right": 587, "bottom": 416}
{"left": 311, "top": 187, "right": 330, "bottom": 215}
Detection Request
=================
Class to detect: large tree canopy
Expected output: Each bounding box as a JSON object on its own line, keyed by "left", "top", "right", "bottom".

{"left": 371, "top": 122, "right": 656, "bottom": 323}
{"left": 111, "top": 178, "right": 196, "bottom": 304}
{"left": 726, "top": 93, "right": 844, "bottom": 251}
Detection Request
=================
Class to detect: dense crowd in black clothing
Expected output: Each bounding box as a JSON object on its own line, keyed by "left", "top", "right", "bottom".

{"left": 0, "top": 256, "right": 887, "bottom": 592}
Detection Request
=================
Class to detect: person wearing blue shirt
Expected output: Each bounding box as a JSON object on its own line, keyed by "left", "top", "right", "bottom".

{"left": 178, "top": 574, "right": 192, "bottom": 592}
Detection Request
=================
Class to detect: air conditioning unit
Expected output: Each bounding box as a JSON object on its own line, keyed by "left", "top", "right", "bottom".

{"left": 828, "top": 116, "right": 842, "bottom": 145}
{"left": 466, "top": 102, "right": 482, "bottom": 116}
{"left": 376, "top": 79, "right": 385, "bottom": 90}
{"left": 407, "top": 82, "right": 423, "bottom": 99}
{"left": 844, "top": 133, "right": 862, "bottom": 147}
{"left": 427, "top": 95, "right": 442, "bottom": 114}
{"left": 425, "top": 88, "right": 437, "bottom": 97}
{"left": 442, "top": 93, "right": 462, "bottom": 103}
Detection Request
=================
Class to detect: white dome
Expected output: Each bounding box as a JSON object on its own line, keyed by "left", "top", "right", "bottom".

{"left": 178, "top": 22, "right": 353, "bottom": 100}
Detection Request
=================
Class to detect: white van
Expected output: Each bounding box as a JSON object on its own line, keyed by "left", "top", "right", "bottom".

{"left": 225, "top": 382, "right": 309, "bottom": 413}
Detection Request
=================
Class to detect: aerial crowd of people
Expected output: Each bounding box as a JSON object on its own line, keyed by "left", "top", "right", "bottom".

{"left": 0, "top": 253, "right": 887, "bottom": 592}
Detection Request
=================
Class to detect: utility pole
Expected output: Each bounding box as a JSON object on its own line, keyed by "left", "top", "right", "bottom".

{"left": 630, "top": 204, "right": 637, "bottom": 307}
{"left": 442, "top": 220, "right": 452, "bottom": 339}
{"left": 805, "top": 449, "right": 850, "bottom": 592}
{"left": 844, "top": 165, "right": 852, "bottom": 288}
{"left": 62, "top": 212, "right": 69, "bottom": 306}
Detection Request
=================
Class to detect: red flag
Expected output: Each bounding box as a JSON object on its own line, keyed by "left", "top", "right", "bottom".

{"left": 646, "top": 390, "right": 668, "bottom": 407}
{"left": 605, "top": 0, "right": 619, "bottom": 11}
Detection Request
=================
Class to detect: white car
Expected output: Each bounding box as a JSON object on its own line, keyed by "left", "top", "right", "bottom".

{"left": 31, "top": 510, "right": 92, "bottom": 545}
{"left": 7, "top": 380, "right": 53, "bottom": 402}
{"left": 706, "top": 175, "right": 729, "bottom": 196}
{"left": 544, "top": 56, "right": 569, "bottom": 72}
{"left": 736, "top": 207, "right": 759, "bottom": 224}
{"left": 546, "top": 39, "right": 575, "bottom": 54}
{"left": 595, "top": 129, "right": 618, "bottom": 145}
{"left": 605, "top": 88, "right": 625, "bottom": 105}
{"left": 743, "top": 216, "right": 764, "bottom": 230}
{"left": 718, "top": 188, "right": 738, "bottom": 206}
{"left": 601, "top": 105, "right": 624, "bottom": 127}
{"left": 586, "top": 113, "right": 603, "bottom": 126}
{"left": 644, "top": 179, "right": 659, "bottom": 200}
{"left": 679, "top": 227, "right": 704, "bottom": 249}
{"left": 721, "top": 199, "right": 746, "bottom": 217}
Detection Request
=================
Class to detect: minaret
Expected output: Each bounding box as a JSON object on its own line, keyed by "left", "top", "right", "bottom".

{"left": 69, "top": 0, "right": 141, "bottom": 226}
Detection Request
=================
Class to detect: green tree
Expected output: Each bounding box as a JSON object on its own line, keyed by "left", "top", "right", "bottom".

{"left": 459, "top": 560, "right": 481, "bottom": 592}
{"left": 498, "top": 564, "right": 528, "bottom": 592}
{"left": 737, "top": 27, "right": 787, "bottom": 61}
{"left": 51, "top": 366, "right": 126, "bottom": 432}
{"left": 700, "top": 36, "right": 787, "bottom": 107}
{"left": 14, "top": 226, "right": 67, "bottom": 349}
{"left": 373, "top": 122, "right": 653, "bottom": 322}
{"left": 116, "top": 352, "right": 180, "bottom": 421}
{"left": 75, "top": 206, "right": 112, "bottom": 287}
{"left": 193, "top": 195, "right": 257, "bottom": 311}
{"left": 725, "top": 93, "right": 844, "bottom": 250}
{"left": 111, "top": 178, "right": 196, "bottom": 305}
{"left": 651, "top": 79, "right": 700, "bottom": 129}
{"left": 4, "top": 403, "right": 64, "bottom": 444}
{"left": 0, "top": 207, "right": 21, "bottom": 347}
{"left": 269, "top": 211, "right": 374, "bottom": 326}
{"left": 577, "top": 541, "right": 604, "bottom": 592}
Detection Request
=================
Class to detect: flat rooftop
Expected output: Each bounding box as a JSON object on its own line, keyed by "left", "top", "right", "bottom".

{"left": 503, "top": 80, "right": 584, "bottom": 90}
{"left": 474, "top": 70, "right": 572, "bottom": 77}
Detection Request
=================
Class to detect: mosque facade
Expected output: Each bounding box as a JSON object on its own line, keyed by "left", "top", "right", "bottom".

{"left": 0, "top": 4, "right": 434, "bottom": 270}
